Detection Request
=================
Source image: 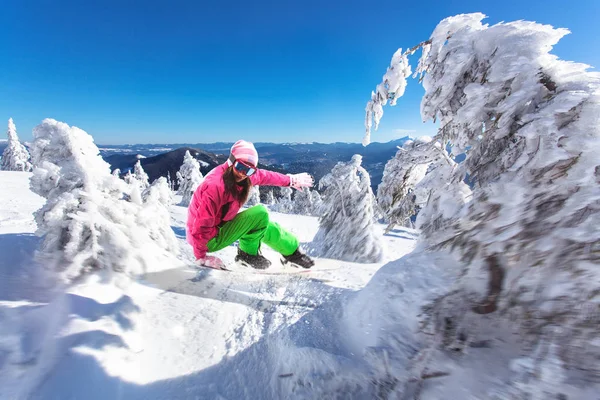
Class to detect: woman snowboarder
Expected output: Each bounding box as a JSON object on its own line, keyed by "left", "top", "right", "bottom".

{"left": 186, "top": 140, "right": 315, "bottom": 270}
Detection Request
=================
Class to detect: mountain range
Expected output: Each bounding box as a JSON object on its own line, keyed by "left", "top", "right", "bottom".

{"left": 99, "top": 138, "right": 412, "bottom": 192}
{"left": 1, "top": 138, "right": 412, "bottom": 193}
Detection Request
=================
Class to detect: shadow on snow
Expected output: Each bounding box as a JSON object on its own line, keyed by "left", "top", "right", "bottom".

{"left": 32, "top": 266, "right": 366, "bottom": 400}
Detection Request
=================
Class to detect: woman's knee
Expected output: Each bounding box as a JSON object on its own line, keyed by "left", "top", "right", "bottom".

{"left": 249, "top": 204, "right": 269, "bottom": 224}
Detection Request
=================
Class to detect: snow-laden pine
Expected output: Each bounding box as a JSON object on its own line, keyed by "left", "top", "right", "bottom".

{"left": 123, "top": 170, "right": 134, "bottom": 185}
{"left": 176, "top": 150, "right": 203, "bottom": 207}
{"left": 310, "top": 190, "right": 324, "bottom": 216}
{"left": 312, "top": 155, "right": 383, "bottom": 262}
{"left": 29, "top": 118, "right": 178, "bottom": 283}
{"left": 272, "top": 186, "right": 293, "bottom": 213}
{"left": 265, "top": 190, "right": 276, "bottom": 206}
{"left": 365, "top": 13, "right": 600, "bottom": 395}
{"left": 140, "top": 177, "right": 179, "bottom": 253}
{"left": 166, "top": 171, "right": 175, "bottom": 191}
{"left": 246, "top": 185, "right": 261, "bottom": 207}
{"left": 132, "top": 160, "right": 149, "bottom": 190}
{"left": 292, "top": 188, "right": 313, "bottom": 215}
{"left": 1, "top": 118, "right": 32, "bottom": 172}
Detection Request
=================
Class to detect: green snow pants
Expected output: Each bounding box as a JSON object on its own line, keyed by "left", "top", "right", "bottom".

{"left": 206, "top": 205, "right": 299, "bottom": 257}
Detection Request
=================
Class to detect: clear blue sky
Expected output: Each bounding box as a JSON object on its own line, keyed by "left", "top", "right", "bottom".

{"left": 2, "top": 0, "right": 599, "bottom": 145}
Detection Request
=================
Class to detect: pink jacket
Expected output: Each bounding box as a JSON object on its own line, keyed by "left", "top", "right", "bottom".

{"left": 186, "top": 162, "right": 291, "bottom": 259}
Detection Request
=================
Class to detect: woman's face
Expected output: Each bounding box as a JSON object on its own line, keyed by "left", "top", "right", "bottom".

{"left": 232, "top": 166, "right": 248, "bottom": 183}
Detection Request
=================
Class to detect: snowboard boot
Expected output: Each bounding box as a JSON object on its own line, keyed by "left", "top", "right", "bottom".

{"left": 235, "top": 248, "right": 271, "bottom": 270}
{"left": 282, "top": 249, "right": 315, "bottom": 269}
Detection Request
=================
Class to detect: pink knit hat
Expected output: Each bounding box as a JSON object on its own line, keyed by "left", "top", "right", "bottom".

{"left": 230, "top": 140, "right": 258, "bottom": 167}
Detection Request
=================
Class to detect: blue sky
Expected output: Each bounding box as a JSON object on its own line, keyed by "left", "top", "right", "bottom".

{"left": 2, "top": 0, "right": 599, "bottom": 145}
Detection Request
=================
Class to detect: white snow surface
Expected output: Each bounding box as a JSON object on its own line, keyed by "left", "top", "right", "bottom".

{"left": 3, "top": 171, "right": 588, "bottom": 399}
{"left": 0, "top": 171, "right": 421, "bottom": 399}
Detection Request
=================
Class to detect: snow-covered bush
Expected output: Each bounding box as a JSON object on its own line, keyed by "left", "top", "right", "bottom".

{"left": 177, "top": 150, "right": 203, "bottom": 207}
{"left": 246, "top": 185, "right": 261, "bottom": 207}
{"left": 29, "top": 119, "right": 178, "bottom": 283}
{"left": 1, "top": 118, "right": 32, "bottom": 172}
{"left": 292, "top": 188, "right": 313, "bottom": 215}
{"left": 364, "top": 13, "right": 600, "bottom": 394}
{"left": 312, "top": 155, "right": 383, "bottom": 262}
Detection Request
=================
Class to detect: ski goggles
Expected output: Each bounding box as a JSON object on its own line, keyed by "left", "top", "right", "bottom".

{"left": 229, "top": 154, "right": 256, "bottom": 176}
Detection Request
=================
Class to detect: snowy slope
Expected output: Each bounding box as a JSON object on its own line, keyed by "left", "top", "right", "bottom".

{"left": 5, "top": 171, "right": 588, "bottom": 399}
{"left": 0, "top": 171, "right": 421, "bottom": 399}
{"left": 0, "top": 172, "right": 47, "bottom": 301}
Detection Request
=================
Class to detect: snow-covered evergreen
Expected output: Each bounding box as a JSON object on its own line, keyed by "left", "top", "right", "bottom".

{"left": 166, "top": 171, "right": 175, "bottom": 191}
{"left": 133, "top": 160, "right": 149, "bottom": 190}
{"left": 265, "top": 190, "right": 276, "bottom": 206}
{"left": 29, "top": 118, "right": 178, "bottom": 283}
{"left": 1, "top": 118, "right": 32, "bottom": 172}
{"left": 175, "top": 171, "right": 183, "bottom": 192}
{"left": 365, "top": 13, "right": 600, "bottom": 393}
{"left": 310, "top": 190, "right": 324, "bottom": 216}
{"left": 272, "top": 186, "right": 293, "bottom": 213}
{"left": 246, "top": 185, "right": 261, "bottom": 207}
{"left": 140, "top": 177, "right": 178, "bottom": 252}
{"left": 123, "top": 170, "right": 135, "bottom": 185}
{"left": 292, "top": 188, "right": 313, "bottom": 215}
{"left": 177, "top": 150, "right": 203, "bottom": 207}
{"left": 312, "top": 155, "right": 383, "bottom": 262}
{"left": 111, "top": 168, "right": 121, "bottom": 177}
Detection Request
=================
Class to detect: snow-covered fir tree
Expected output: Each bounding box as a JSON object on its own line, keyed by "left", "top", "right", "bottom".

{"left": 111, "top": 168, "right": 121, "bottom": 177}
{"left": 132, "top": 160, "right": 149, "bottom": 190}
{"left": 29, "top": 118, "right": 178, "bottom": 283}
{"left": 177, "top": 150, "right": 203, "bottom": 207}
{"left": 246, "top": 185, "right": 261, "bottom": 207}
{"left": 292, "top": 188, "right": 313, "bottom": 215}
{"left": 123, "top": 170, "right": 135, "bottom": 185}
{"left": 139, "top": 177, "right": 178, "bottom": 252}
{"left": 265, "top": 190, "right": 276, "bottom": 206}
{"left": 1, "top": 118, "right": 32, "bottom": 172}
{"left": 166, "top": 171, "right": 175, "bottom": 191}
{"left": 141, "top": 177, "right": 173, "bottom": 206}
{"left": 310, "top": 190, "right": 324, "bottom": 216}
{"left": 365, "top": 13, "right": 600, "bottom": 395}
{"left": 312, "top": 155, "right": 383, "bottom": 263}
{"left": 272, "top": 186, "right": 293, "bottom": 213}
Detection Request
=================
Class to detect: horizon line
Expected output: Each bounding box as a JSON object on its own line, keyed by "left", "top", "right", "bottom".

{"left": 93, "top": 135, "right": 417, "bottom": 147}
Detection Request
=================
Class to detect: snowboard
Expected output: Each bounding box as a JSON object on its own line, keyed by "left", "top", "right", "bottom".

{"left": 194, "top": 258, "right": 339, "bottom": 279}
